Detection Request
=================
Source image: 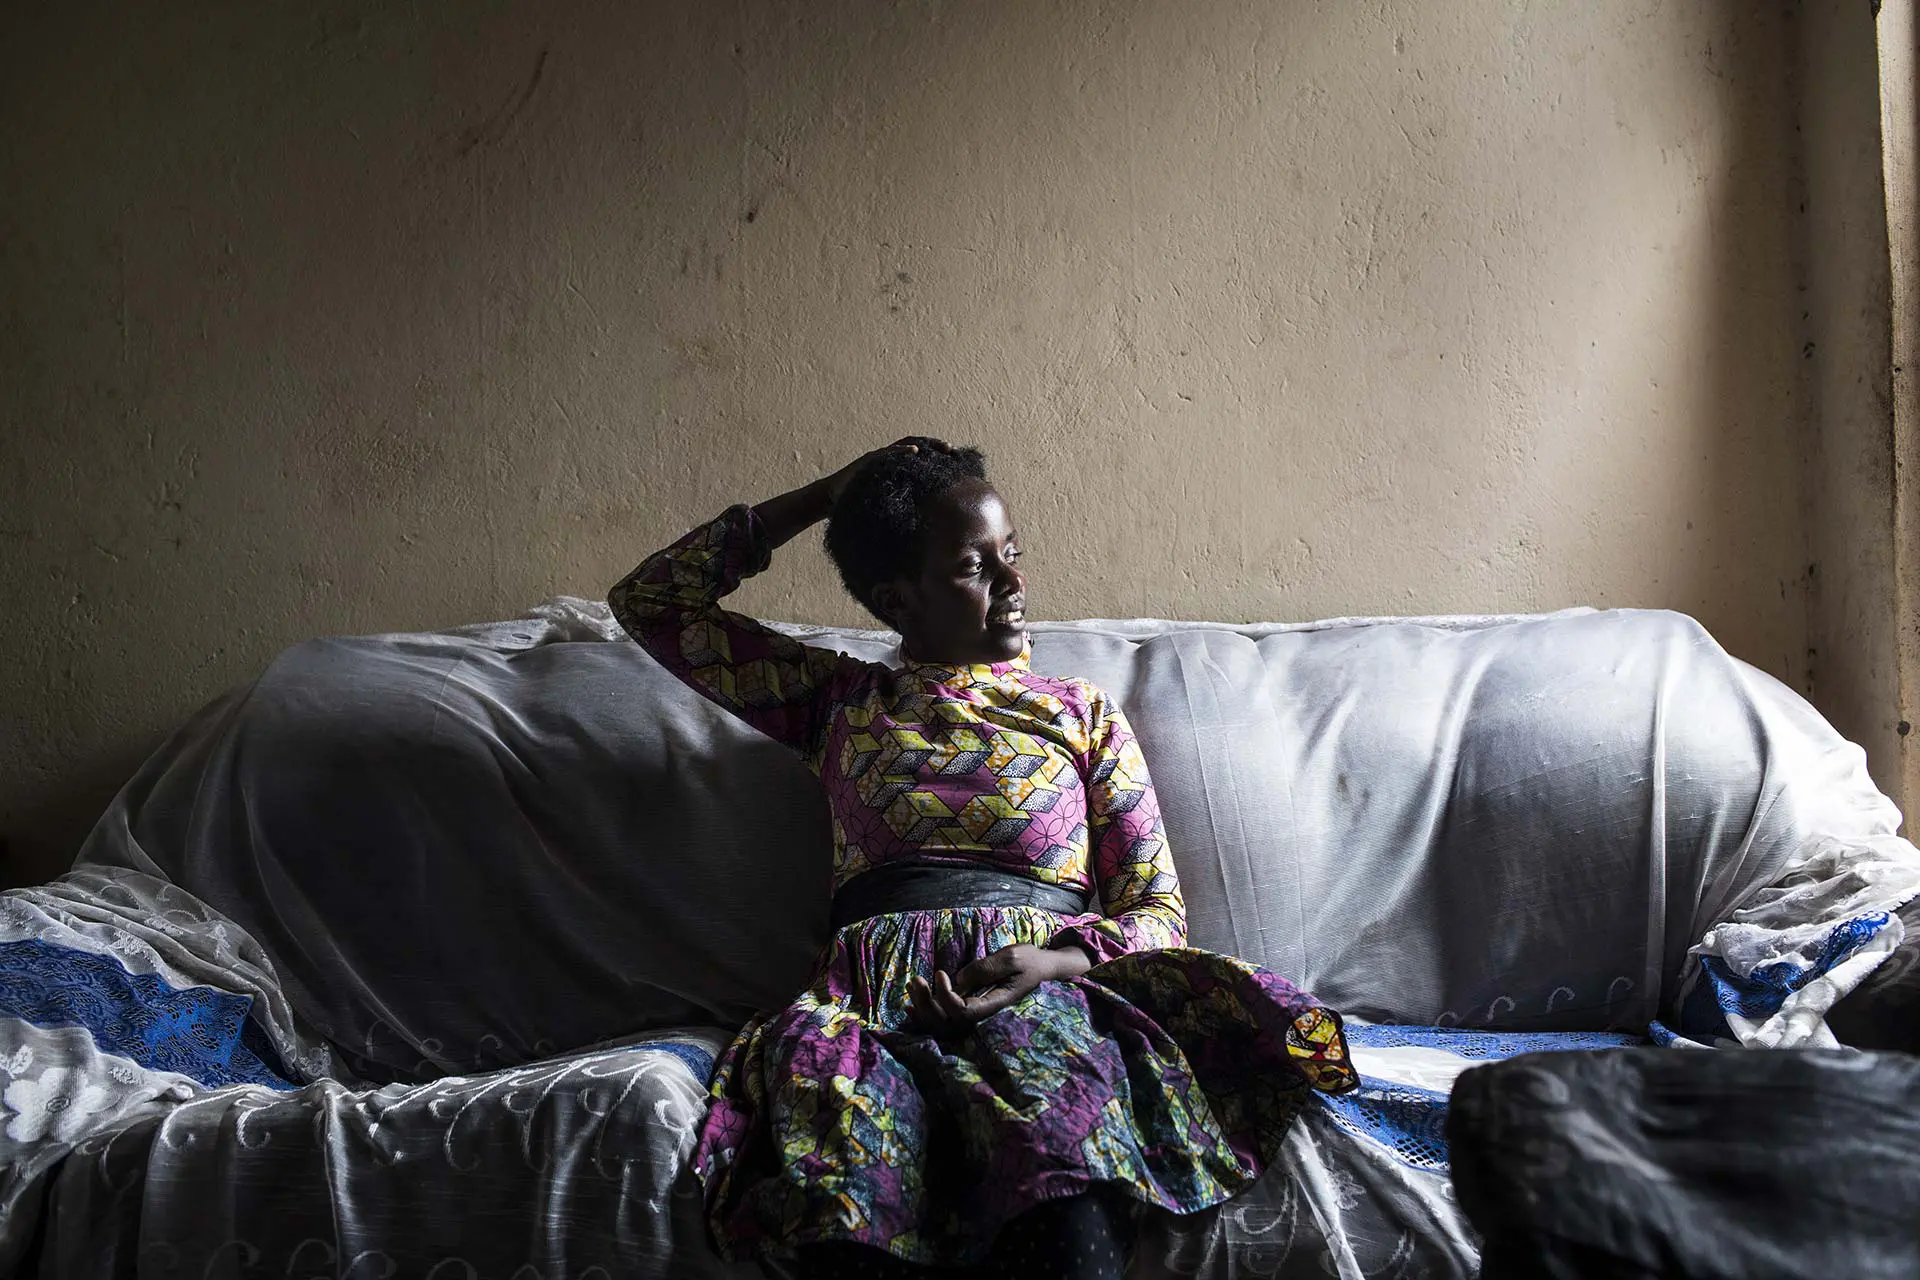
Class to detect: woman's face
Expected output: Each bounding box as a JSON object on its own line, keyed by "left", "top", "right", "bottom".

{"left": 875, "top": 480, "right": 1027, "bottom": 665}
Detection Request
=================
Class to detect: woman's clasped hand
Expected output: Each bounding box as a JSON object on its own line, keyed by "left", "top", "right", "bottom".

{"left": 905, "top": 941, "right": 1094, "bottom": 1036}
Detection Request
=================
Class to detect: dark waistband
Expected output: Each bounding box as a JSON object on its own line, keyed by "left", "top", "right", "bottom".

{"left": 829, "top": 864, "right": 1092, "bottom": 931}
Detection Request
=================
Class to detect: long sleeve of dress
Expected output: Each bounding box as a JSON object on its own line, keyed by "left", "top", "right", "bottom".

{"left": 608, "top": 504, "right": 864, "bottom": 760}
{"left": 1050, "top": 693, "right": 1188, "bottom": 964}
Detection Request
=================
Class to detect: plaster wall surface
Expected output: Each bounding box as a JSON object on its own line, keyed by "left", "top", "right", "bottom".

{"left": 1879, "top": 0, "right": 1920, "bottom": 823}
{"left": 2, "top": 1, "right": 1816, "bottom": 884}
{"left": 1800, "top": 1, "right": 1905, "bottom": 811}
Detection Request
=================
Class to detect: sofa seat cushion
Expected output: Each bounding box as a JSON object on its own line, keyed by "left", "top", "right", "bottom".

{"left": 30, "top": 1030, "right": 746, "bottom": 1280}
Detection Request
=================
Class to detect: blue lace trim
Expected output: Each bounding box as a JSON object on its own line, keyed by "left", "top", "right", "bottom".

{"left": 1342, "top": 1022, "right": 1640, "bottom": 1057}
{"left": 1704, "top": 912, "right": 1890, "bottom": 1019}
{"left": 640, "top": 1039, "right": 715, "bottom": 1080}
{"left": 1320, "top": 1078, "right": 1453, "bottom": 1171}
{"left": 1322, "top": 1024, "right": 1643, "bottom": 1170}
{"left": 0, "top": 939, "right": 295, "bottom": 1090}
{"left": 1646, "top": 1019, "right": 1698, "bottom": 1047}
{"left": 1670, "top": 910, "right": 1894, "bottom": 1044}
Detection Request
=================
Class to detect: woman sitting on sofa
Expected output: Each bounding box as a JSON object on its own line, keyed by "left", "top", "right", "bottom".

{"left": 609, "top": 438, "right": 1356, "bottom": 1280}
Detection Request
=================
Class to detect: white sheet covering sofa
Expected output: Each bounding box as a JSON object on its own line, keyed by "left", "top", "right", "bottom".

{"left": 2, "top": 601, "right": 1916, "bottom": 1278}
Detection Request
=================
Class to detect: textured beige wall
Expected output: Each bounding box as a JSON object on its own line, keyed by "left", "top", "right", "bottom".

{"left": 1800, "top": 1, "right": 1903, "bottom": 812}
{"left": 1878, "top": 0, "right": 1920, "bottom": 824}
{"left": 1, "top": 2, "right": 1821, "bottom": 884}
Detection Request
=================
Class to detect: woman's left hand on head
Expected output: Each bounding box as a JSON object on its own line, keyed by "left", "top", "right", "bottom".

{"left": 907, "top": 943, "right": 1092, "bottom": 1035}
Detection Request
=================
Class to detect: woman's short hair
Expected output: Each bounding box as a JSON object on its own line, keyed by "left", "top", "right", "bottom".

{"left": 824, "top": 442, "right": 988, "bottom": 623}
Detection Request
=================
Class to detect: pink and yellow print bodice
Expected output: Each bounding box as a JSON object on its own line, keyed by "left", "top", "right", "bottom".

{"left": 609, "top": 505, "right": 1186, "bottom": 962}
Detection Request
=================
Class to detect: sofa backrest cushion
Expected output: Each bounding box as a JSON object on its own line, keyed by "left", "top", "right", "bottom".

{"left": 78, "top": 605, "right": 1906, "bottom": 1081}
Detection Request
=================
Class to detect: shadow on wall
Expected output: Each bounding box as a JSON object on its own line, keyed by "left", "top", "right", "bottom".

{"left": 3, "top": 749, "right": 154, "bottom": 888}
{"left": 1698, "top": 5, "right": 1811, "bottom": 692}
{"left": 1592, "top": 10, "right": 1810, "bottom": 691}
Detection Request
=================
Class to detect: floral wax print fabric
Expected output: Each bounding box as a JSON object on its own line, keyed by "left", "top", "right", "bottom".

{"left": 690, "top": 909, "right": 1350, "bottom": 1266}
{"left": 610, "top": 507, "right": 1355, "bottom": 1266}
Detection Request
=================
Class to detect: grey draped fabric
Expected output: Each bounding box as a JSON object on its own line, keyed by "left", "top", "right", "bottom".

{"left": 33, "top": 1035, "right": 745, "bottom": 1280}
{"left": 1447, "top": 1048, "right": 1920, "bottom": 1279}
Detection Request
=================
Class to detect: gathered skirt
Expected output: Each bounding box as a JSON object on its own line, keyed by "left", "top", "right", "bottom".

{"left": 690, "top": 905, "right": 1356, "bottom": 1267}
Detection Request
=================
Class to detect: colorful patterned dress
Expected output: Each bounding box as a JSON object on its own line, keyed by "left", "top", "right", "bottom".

{"left": 610, "top": 506, "right": 1355, "bottom": 1268}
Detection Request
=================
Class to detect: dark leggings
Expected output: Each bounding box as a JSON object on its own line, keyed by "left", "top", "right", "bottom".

{"left": 789, "top": 1192, "right": 1135, "bottom": 1280}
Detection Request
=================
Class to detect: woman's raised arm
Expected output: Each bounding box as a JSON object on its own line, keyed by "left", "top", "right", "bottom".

{"left": 606, "top": 441, "right": 935, "bottom": 757}
{"left": 755, "top": 437, "right": 953, "bottom": 549}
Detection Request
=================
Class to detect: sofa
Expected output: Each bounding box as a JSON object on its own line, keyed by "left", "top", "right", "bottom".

{"left": 2, "top": 600, "right": 1915, "bottom": 1278}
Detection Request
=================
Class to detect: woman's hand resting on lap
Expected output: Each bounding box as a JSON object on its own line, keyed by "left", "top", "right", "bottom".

{"left": 907, "top": 942, "right": 1094, "bottom": 1035}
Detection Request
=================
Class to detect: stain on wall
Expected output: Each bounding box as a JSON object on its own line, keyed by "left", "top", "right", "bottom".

{"left": 0, "top": 2, "right": 1830, "bottom": 883}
